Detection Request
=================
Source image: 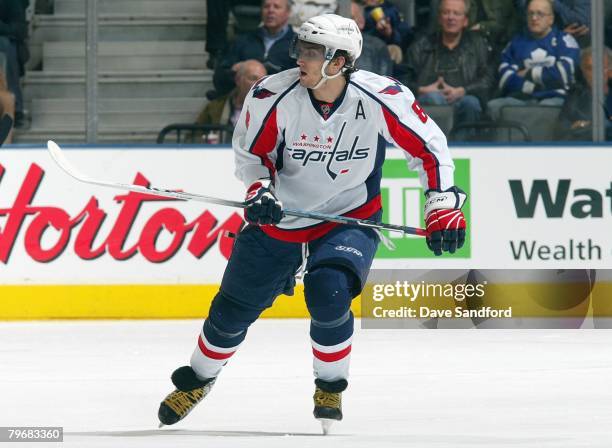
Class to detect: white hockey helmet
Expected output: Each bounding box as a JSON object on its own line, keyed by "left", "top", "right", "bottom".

{"left": 293, "top": 13, "right": 362, "bottom": 68}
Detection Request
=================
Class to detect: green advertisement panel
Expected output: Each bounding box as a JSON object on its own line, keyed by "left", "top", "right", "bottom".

{"left": 376, "top": 158, "right": 471, "bottom": 259}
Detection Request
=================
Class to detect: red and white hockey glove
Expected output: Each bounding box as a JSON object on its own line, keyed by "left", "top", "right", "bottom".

{"left": 244, "top": 179, "right": 283, "bottom": 225}
{"left": 424, "top": 187, "right": 467, "bottom": 256}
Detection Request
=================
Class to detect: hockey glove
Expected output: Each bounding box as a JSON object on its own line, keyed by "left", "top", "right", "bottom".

{"left": 424, "top": 186, "right": 467, "bottom": 256}
{"left": 244, "top": 179, "right": 283, "bottom": 225}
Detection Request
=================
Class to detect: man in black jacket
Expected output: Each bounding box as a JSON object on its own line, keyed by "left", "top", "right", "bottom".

{"left": 213, "top": 0, "right": 297, "bottom": 96}
{"left": 402, "top": 0, "right": 494, "bottom": 140}
{"left": 555, "top": 47, "right": 612, "bottom": 141}
{"left": 0, "top": 0, "right": 27, "bottom": 125}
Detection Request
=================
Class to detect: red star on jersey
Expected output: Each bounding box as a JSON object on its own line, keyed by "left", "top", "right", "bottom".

{"left": 314, "top": 135, "right": 320, "bottom": 142}
{"left": 327, "top": 136, "right": 333, "bottom": 143}
{"left": 301, "top": 133, "right": 307, "bottom": 140}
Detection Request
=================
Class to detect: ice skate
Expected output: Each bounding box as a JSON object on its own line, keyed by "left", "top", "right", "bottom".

{"left": 158, "top": 366, "right": 216, "bottom": 427}
{"left": 313, "top": 378, "right": 347, "bottom": 435}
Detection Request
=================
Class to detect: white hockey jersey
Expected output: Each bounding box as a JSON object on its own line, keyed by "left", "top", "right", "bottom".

{"left": 233, "top": 68, "right": 455, "bottom": 242}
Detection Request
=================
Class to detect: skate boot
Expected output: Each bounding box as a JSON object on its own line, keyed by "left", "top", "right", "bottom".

{"left": 158, "top": 366, "right": 216, "bottom": 427}
{"left": 313, "top": 378, "right": 348, "bottom": 435}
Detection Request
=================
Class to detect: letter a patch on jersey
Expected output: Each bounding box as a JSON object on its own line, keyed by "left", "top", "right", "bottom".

{"left": 355, "top": 100, "right": 366, "bottom": 120}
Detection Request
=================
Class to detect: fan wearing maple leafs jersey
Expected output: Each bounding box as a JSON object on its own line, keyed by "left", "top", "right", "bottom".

{"left": 158, "top": 14, "right": 467, "bottom": 431}
{"left": 487, "top": 0, "right": 580, "bottom": 122}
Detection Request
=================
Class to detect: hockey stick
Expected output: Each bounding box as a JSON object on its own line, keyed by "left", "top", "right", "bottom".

{"left": 47, "top": 140, "right": 427, "bottom": 237}
{"left": 0, "top": 114, "right": 14, "bottom": 146}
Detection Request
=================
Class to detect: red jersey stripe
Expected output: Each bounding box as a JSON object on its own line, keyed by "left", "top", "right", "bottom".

{"left": 249, "top": 108, "right": 279, "bottom": 178}
{"left": 382, "top": 107, "right": 440, "bottom": 190}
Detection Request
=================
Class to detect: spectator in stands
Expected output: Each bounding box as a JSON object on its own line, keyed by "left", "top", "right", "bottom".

{"left": 363, "top": 0, "right": 412, "bottom": 48}
{"left": 487, "top": 0, "right": 580, "bottom": 122}
{"left": 515, "top": 0, "right": 590, "bottom": 45}
{"left": 0, "top": 55, "right": 15, "bottom": 143}
{"left": 205, "top": 0, "right": 262, "bottom": 70}
{"left": 213, "top": 0, "right": 296, "bottom": 97}
{"left": 0, "top": 0, "right": 28, "bottom": 127}
{"left": 429, "top": 0, "right": 518, "bottom": 52}
{"left": 467, "top": 0, "right": 518, "bottom": 53}
{"left": 555, "top": 47, "right": 612, "bottom": 141}
{"left": 351, "top": 1, "right": 393, "bottom": 75}
{"left": 402, "top": 0, "right": 494, "bottom": 139}
{"left": 289, "top": 0, "right": 337, "bottom": 30}
{"left": 197, "top": 60, "right": 267, "bottom": 142}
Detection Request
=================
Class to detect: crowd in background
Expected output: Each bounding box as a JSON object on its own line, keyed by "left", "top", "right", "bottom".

{"left": 200, "top": 0, "right": 612, "bottom": 142}
{"left": 0, "top": 0, "right": 28, "bottom": 137}
{"left": 0, "top": 0, "right": 610, "bottom": 142}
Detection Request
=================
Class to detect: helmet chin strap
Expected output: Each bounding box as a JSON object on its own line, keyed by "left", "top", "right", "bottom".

{"left": 311, "top": 60, "right": 345, "bottom": 90}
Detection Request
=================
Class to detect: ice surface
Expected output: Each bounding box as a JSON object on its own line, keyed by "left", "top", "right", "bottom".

{"left": 1, "top": 319, "right": 611, "bottom": 447}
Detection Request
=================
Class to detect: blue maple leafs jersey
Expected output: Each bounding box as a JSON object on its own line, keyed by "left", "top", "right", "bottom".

{"left": 498, "top": 27, "right": 580, "bottom": 99}
{"left": 233, "top": 68, "right": 456, "bottom": 242}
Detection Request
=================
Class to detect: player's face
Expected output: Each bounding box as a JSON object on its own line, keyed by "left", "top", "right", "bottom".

{"left": 526, "top": 0, "right": 554, "bottom": 38}
{"left": 295, "top": 41, "right": 327, "bottom": 88}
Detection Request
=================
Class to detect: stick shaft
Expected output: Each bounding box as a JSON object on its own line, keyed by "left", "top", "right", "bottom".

{"left": 46, "top": 140, "right": 427, "bottom": 237}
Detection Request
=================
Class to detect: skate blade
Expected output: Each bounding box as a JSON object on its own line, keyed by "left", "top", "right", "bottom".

{"left": 318, "top": 418, "right": 334, "bottom": 435}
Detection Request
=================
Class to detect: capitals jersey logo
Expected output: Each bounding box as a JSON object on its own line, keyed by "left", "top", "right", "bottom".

{"left": 287, "top": 122, "right": 370, "bottom": 180}
{"left": 252, "top": 86, "right": 276, "bottom": 99}
{"left": 379, "top": 78, "right": 403, "bottom": 95}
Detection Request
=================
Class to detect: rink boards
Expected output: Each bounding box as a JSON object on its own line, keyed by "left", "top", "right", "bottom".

{"left": 0, "top": 145, "right": 610, "bottom": 319}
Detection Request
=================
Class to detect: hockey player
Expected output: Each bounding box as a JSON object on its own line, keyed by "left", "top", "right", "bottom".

{"left": 158, "top": 13, "right": 467, "bottom": 433}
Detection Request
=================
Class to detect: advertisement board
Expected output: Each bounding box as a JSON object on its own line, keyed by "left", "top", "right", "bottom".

{"left": 1, "top": 146, "right": 610, "bottom": 318}
{"left": 377, "top": 146, "right": 611, "bottom": 269}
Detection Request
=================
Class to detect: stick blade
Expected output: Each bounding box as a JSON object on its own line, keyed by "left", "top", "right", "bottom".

{"left": 47, "top": 139, "right": 67, "bottom": 167}
{"left": 47, "top": 140, "right": 88, "bottom": 182}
